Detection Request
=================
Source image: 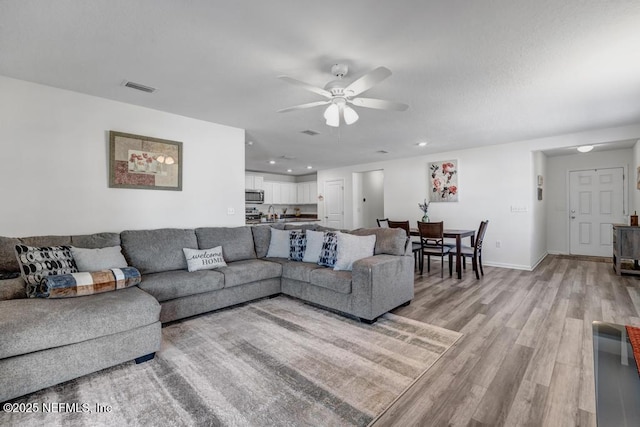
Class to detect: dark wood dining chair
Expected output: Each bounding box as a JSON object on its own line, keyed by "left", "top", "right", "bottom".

{"left": 388, "top": 220, "right": 422, "bottom": 269}
{"left": 417, "top": 221, "right": 452, "bottom": 277}
{"left": 461, "top": 220, "right": 489, "bottom": 279}
{"left": 376, "top": 218, "right": 390, "bottom": 228}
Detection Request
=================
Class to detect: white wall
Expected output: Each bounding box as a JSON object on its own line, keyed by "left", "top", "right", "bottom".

{"left": 633, "top": 140, "right": 640, "bottom": 214}
{"left": 361, "top": 170, "right": 384, "bottom": 228}
{"left": 531, "top": 151, "right": 547, "bottom": 267}
{"left": 318, "top": 124, "right": 640, "bottom": 270}
{"left": 545, "top": 148, "right": 632, "bottom": 254}
{"left": 318, "top": 143, "right": 533, "bottom": 270}
{"left": 0, "top": 76, "right": 245, "bottom": 236}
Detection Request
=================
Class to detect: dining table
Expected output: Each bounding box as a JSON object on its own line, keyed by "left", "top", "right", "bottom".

{"left": 411, "top": 228, "right": 476, "bottom": 279}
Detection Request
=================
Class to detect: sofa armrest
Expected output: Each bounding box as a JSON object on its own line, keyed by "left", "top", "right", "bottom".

{"left": 351, "top": 254, "right": 414, "bottom": 320}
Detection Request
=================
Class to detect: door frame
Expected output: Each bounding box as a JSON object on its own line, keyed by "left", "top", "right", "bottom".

{"left": 565, "top": 165, "right": 628, "bottom": 255}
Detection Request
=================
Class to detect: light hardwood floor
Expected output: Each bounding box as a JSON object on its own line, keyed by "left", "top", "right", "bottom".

{"left": 373, "top": 255, "right": 640, "bottom": 427}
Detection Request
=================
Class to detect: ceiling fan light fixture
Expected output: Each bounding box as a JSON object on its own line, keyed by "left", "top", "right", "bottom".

{"left": 343, "top": 106, "right": 359, "bottom": 125}
{"left": 324, "top": 104, "right": 340, "bottom": 127}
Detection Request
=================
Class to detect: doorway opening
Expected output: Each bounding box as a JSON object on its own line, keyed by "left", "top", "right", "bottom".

{"left": 353, "top": 170, "right": 384, "bottom": 229}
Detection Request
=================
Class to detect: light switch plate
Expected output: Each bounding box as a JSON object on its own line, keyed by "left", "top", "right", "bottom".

{"left": 227, "top": 207, "right": 235, "bottom": 215}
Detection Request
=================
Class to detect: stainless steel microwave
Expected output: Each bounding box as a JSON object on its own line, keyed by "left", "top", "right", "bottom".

{"left": 245, "top": 189, "right": 264, "bottom": 204}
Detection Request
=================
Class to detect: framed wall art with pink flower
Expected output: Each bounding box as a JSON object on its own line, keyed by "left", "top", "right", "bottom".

{"left": 109, "top": 131, "right": 183, "bottom": 191}
{"left": 428, "top": 160, "right": 458, "bottom": 202}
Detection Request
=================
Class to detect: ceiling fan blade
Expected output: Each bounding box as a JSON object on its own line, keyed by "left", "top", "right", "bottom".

{"left": 277, "top": 100, "right": 331, "bottom": 113}
{"left": 343, "top": 67, "right": 392, "bottom": 97}
{"left": 277, "top": 76, "right": 332, "bottom": 98}
{"left": 349, "top": 97, "right": 409, "bottom": 111}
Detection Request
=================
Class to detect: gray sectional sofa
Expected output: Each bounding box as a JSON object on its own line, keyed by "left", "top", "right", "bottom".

{"left": 0, "top": 224, "right": 414, "bottom": 402}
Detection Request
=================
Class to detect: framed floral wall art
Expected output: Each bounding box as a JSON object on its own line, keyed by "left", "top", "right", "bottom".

{"left": 109, "top": 131, "right": 183, "bottom": 191}
{"left": 428, "top": 160, "right": 458, "bottom": 202}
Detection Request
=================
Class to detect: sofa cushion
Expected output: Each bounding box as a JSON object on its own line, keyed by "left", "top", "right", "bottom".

{"left": 0, "top": 277, "right": 27, "bottom": 301}
{"left": 138, "top": 269, "right": 225, "bottom": 302}
{"left": 217, "top": 259, "right": 282, "bottom": 288}
{"left": 14, "top": 244, "right": 79, "bottom": 286}
{"left": 349, "top": 228, "right": 407, "bottom": 256}
{"left": 280, "top": 260, "right": 322, "bottom": 282}
{"left": 70, "top": 246, "right": 128, "bottom": 271}
{"left": 71, "top": 232, "right": 121, "bottom": 249}
{"left": 251, "top": 225, "right": 272, "bottom": 258}
{"left": 195, "top": 227, "right": 257, "bottom": 262}
{"left": 27, "top": 267, "right": 141, "bottom": 299}
{"left": 121, "top": 228, "right": 198, "bottom": 274}
{"left": 0, "top": 236, "right": 22, "bottom": 273}
{"left": 0, "top": 286, "right": 160, "bottom": 360}
{"left": 309, "top": 268, "right": 352, "bottom": 294}
{"left": 284, "top": 223, "right": 317, "bottom": 231}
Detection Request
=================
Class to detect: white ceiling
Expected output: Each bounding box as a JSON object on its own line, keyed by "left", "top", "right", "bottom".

{"left": 2, "top": 1, "right": 640, "bottom": 175}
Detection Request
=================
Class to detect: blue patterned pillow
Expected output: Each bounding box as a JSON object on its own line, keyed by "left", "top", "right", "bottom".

{"left": 289, "top": 230, "right": 306, "bottom": 261}
{"left": 318, "top": 232, "right": 338, "bottom": 268}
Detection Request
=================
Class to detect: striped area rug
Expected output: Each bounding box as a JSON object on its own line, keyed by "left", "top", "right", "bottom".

{"left": 2, "top": 296, "right": 461, "bottom": 426}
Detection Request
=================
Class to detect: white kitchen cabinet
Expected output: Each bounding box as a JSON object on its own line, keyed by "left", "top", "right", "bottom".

{"left": 245, "top": 174, "right": 264, "bottom": 190}
{"left": 263, "top": 180, "right": 317, "bottom": 204}
{"left": 288, "top": 183, "right": 297, "bottom": 204}
{"left": 295, "top": 182, "right": 317, "bottom": 204}
{"left": 272, "top": 182, "right": 282, "bottom": 204}
{"left": 263, "top": 181, "right": 273, "bottom": 204}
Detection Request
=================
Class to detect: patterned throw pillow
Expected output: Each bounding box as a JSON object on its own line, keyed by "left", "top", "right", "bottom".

{"left": 318, "top": 232, "right": 339, "bottom": 268}
{"left": 289, "top": 230, "right": 306, "bottom": 261}
{"left": 14, "top": 245, "right": 78, "bottom": 285}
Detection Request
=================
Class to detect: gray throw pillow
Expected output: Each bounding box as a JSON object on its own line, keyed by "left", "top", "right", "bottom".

{"left": 334, "top": 232, "right": 376, "bottom": 271}
{"left": 302, "top": 230, "right": 325, "bottom": 263}
{"left": 70, "top": 246, "right": 128, "bottom": 272}
{"left": 266, "top": 228, "right": 291, "bottom": 258}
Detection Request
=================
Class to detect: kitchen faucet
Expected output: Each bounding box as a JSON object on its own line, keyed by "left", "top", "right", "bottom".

{"left": 267, "top": 205, "right": 274, "bottom": 220}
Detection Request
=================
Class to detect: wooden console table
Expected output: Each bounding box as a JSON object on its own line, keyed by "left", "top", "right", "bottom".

{"left": 612, "top": 224, "right": 640, "bottom": 276}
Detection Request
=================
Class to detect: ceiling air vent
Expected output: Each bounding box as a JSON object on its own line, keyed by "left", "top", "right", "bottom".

{"left": 377, "top": 150, "right": 389, "bottom": 154}
{"left": 301, "top": 130, "right": 319, "bottom": 136}
{"left": 123, "top": 80, "right": 157, "bottom": 93}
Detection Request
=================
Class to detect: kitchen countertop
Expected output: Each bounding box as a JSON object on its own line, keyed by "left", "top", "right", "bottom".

{"left": 246, "top": 217, "right": 321, "bottom": 225}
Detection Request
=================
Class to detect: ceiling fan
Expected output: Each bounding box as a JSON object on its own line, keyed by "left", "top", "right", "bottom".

{"left": 277, "top": 64, "right": 409, "bottom": 127}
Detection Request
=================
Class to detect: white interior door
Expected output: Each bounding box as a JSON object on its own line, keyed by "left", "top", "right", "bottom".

{"left": 324, "top": 179, "right": 344, "bottom": 229}
{"left": 569, "top": 168, "right": 625, "bottom": 256}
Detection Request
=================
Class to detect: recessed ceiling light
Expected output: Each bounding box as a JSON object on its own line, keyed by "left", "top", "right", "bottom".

{"left": 269, "top": 160, "right": 276, "bottom": 164}
{"left": 287, "top": 169, "right": 293, "bottom": 173}
{"left": 417, "top": 141, "right": 428, "bottom": 147}
{"left": 246, "top": 141, "right": 254, "bottom": 146}
{"left": 306, "top": 166, "right": 313, "bottom": 170}
{"left": 577, "top": 145, "right": 594, "bottom": 153}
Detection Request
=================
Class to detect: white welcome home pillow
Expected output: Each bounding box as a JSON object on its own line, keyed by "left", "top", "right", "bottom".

{"left": 183, "top": 246, "right": 227, "bottom": 272}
